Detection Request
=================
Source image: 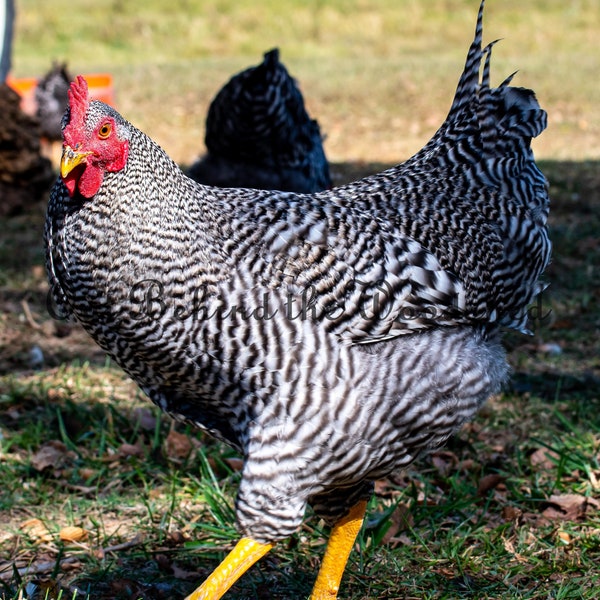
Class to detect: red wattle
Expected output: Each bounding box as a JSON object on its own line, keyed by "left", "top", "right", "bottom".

{"left": 77, "top": 166, "right": 105, "bottom": 198}
{"left": 64, "top": 175, "right": 77, "bottom": 197}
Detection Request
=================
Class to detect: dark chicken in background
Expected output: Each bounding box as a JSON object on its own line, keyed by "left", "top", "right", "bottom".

{"left": 187, "top": 48, "right": 331, "bottom": 193}
{"left": 35, "top": 62, "right": 72, "bottom": 142}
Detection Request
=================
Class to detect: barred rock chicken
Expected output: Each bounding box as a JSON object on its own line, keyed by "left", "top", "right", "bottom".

{"left": 45, "top": 2, "right": 550, "bottom": 598}
{"left": 187, "top": 48, "right": 331, "bottom": 192}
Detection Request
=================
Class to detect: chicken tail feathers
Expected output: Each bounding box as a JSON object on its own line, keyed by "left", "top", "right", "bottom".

{"left": 396, "top": 0, "right": 551, "bottom": 335}
{"left": 446, "top": 0, "right": 548, "bottom": 148}
{"left": 448, "top": 0, "right": 486, "bottom": 118}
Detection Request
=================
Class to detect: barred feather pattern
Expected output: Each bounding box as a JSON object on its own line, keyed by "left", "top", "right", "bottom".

{"left": 45, "top": 0, "right": 548, "bottom": 542}
{"left": 187, "top": 48, "right": 331, "bottom": 192}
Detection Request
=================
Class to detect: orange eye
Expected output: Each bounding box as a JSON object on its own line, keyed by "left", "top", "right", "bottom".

{"left": 98, "top": 122, "right": 112, "bottom": 139}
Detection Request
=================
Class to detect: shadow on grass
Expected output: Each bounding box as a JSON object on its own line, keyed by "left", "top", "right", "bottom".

{"left": 0, "top": 158, "right": 598, "bottom": 599}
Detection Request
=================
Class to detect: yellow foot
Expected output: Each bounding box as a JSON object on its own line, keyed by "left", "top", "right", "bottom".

{"left": 185, "top": 537, "right": 273, "bottom": 600}
{"left": 309, "top": 500, "right": 368, "bottom": 600}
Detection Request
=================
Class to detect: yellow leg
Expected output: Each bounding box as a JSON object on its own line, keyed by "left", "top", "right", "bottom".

{"left": 185, "top": 537, "right": 273, "bottom": 600}
{"left": 310, "top": 500, "right": 368, "bottom": 600}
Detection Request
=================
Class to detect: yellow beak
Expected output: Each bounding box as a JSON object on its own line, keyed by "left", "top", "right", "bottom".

{"left": 60, "top": 145, "right": 93, "bottom": 178}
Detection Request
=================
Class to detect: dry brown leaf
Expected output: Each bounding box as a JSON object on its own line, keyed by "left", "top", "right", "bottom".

{"left": 542, "top": 494, "right": 600, "bottom": 522}
{"left": 503, "top": 537, "right": 529, "bottom": 562}
{"left": 166, "top": 530, "right": 190, "bottom": 545}
{"left": 117, "top": 442, "right": 144, "bottom": 459}
{"left": 477, "top": 473, "right": 506, "bottom": 496}
{"left": 171, "top": 563, "right": 201, "bottom": 580}
{"left": 164, "top": 429, "right": 193, "bottom": 461}
{"left": 457, "top": 458, "right": 481, "bottom": 473}
{"left": 431, "top": 451, "right": 458, "bottom": 476}
{"left": 59, "top": 526, "right": 87, "bottom": 542}
{"left": 79, "top": 467, "right": 97, "bottom": 480}
{"left": 153, "top": 554, "right": 197, "bottom": 580}
{"left": 520, "top": 511, "right": 551, "bottom": 528}
{"left": 21, "top": 518, "right": 53, "bottom": 543}
{"left": 391, "top": 533, "right": 414, "bottom": 546}
{"left": 31, "top": 440, "right": 71, "bottom": 472}
{"left": 381, "top": 503, "right": 413, "bottom": 546}
{"left": 530, "top": 447, "right": 560, "bottom": 470}
{"left": 373, "top": 479, "right": 403, "bottom": 498}
{"left": 109, "top": 578, "right": 144, "bottom": 597}
{"left": 502, "top": 505, "right": 523, "bottom": 522}
{"left": 154, "top": 553, "right": 172, "bottom": 573}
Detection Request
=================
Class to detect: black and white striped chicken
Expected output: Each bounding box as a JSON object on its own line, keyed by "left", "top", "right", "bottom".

{"left": 187, "top": 48, "right": 331, "bottom": 192}
{"left": 45, "top": 2, "right": 550, "bottom": 598}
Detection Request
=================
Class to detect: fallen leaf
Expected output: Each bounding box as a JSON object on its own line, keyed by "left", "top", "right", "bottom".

{"left": 117, "top": 442, "right": 144, "bottom": 459}
{"left": 164, "top": 429, "right": 193, "bottom": 462}
{"left": 166, "top": 530, "right": 190, "bottom": 545}
{"left": 557, "top": 530, "right": 572, "bottom": 545}
{"left": 503, "top": 537, "right": 529, "bottom": 562}
{"left": 518, "top": 511, "right": 551, "bottom": 528}
{"left": 542, "top": 494, "right": 600, "bottom": 522}
{"left": 79, "top": 467, "right": 97, "bottom": 480}
{"left": 392, "top": 533, "right": 414, "bottom": 546}
{"left": 431, "top": 451, "right": 458, "bottom": 477}
{"left": 502, "top": 506, "right": 522, "bottom": 522}
{"left": 21, "top": 518, "right": 53, "bottom": 543}
{"left": 155, "top": 553, "right": 173, "bottom": 573}
{"left": 224, "top": 457, "right": 244, "bottom": 472}
{"left": 59, "top": 526, "right": 87, "bottom": 542}
{"left": 172, "top": 563, "right": 201, "bottom": 580}
{"left": 457, "top": 459, "right": 481, "bottom": 473}
{"left": 477, "top": 474, "right": 506, "bottom": 496}
{"left": 530, "top": 447, "right": 560, "bottom": 470}
{"left": 381, "top": 503, "right": 413, "bottom": 546}
{"left": 109, "top": 579, "right": 144, "bottom": 597}
{"left": 373, "top": 479, "right": 395, "bottom": 496}
{"left": 31, "top": 440, "right": 71, "bottom": 472}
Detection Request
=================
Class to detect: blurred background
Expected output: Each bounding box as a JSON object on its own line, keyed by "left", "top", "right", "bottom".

{"left": 8, "top": 0, "right": 600, "bottom": 165}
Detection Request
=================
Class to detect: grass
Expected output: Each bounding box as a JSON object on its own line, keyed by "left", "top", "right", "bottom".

{"left": 1, "top": 1, "right": 600, "bottom": 599}
{"left": 1, "top": 159, "right": 599, "bottom": 599}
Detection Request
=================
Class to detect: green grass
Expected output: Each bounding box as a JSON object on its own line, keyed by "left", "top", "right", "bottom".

{"left": 1, "top": 160, "right": 599, "bottom": 599}
{"left": 1, "top": 1, "right": 600, "bottom": 598}
{"left": 2, "top": 361, "right": 599, "bottom": 599}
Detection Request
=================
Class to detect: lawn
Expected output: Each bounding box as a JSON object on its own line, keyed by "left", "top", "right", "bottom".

{"left": 1, "top": 1, "right": 599, "bottom": 599}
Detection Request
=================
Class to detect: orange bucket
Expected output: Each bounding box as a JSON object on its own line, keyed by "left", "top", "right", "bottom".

{"left": 83, "top": 73, "right": 115, "bottom": 105}
{"left": 7, "top": 72, "right": 115, "bottom": 115}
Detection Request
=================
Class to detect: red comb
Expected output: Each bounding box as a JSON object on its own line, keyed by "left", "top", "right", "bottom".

{"left": 66, "top": 75, "right": 90, "bottom": 129}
